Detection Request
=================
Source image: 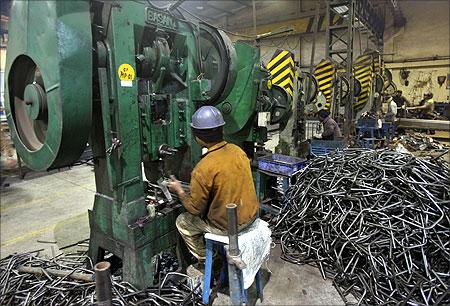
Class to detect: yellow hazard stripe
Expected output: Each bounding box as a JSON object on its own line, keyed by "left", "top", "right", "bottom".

{"left": 318, "top": 76, "right": 334, "bottom": 86}
{"left": 354, "top": 66, "right": 372, "bottom": 75}
{"left": 272, "top": 68, "right": 294, "bottom": 84}
{"left": 320, "top": 84, "right": 333, "bottom": 93}
{"left": 270, "top": 57, "right": 294, "bottom": 75}
{"left": 267, "top": 50, "right": 289, "bottom": 69}
{"left": 286, "top": 87, "right": 293, "bottom": 95}
{"left": 279, "top": 77, "right": 293, "bottom": 88}
{"left": 315, "top": 65, "right": 334, "bottom": 75}
{"left": 355, "top": 55, "right": 371, "bottom": 64}
{"left": 316, "top": 60, "right": 332, "bottom": 69}
{"left": 357, "top": 75, "right": 372, "bottom": 84}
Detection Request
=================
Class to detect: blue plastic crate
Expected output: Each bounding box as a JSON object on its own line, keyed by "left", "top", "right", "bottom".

{"left": 310, "top": 139, "right": 347, "bottom": 156}
{"left": 258, "top": 154, "right": 306, "bottom": 176}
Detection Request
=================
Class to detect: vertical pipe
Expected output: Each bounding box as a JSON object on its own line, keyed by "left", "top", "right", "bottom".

{"left": 252, "top": 0, "right": 257, "bottom": 37}
{"left": 94, "top": 261, "right": 112, "bottom": 306}
{"left": 226, "top": 203, "right": 239, "bottom": 256}
{"left": 309, "top": 1, "right": 321, "bottom": 73}
{"left": 226, "top": 203, "right": 244, "bottom": 305}
{"left": 344, "top": 0, "right": 356, "bottom": 139}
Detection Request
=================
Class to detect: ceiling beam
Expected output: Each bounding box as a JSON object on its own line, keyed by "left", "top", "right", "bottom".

{"left": 234, "top": 0, "right": 252, "bottom": 7}
{"left": 203, "top": 2, "right": 234, "bottom": 15}
{"left": 204, "top": 4, "right": 248, "bottom": 20}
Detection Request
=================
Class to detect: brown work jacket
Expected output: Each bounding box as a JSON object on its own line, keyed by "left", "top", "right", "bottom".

{"left": 180, "top": 141, "right": 259, "bottom": 230}
{"left": 322, "top": 116, "right": 342, "bottom": 140}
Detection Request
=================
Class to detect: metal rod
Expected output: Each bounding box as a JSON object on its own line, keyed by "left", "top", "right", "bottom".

{"left": 226, "top": 203, "right": 240, "bottom": 256}
{"left": 94, "top": 261, "right": 113, "bottom": 306}
{"left": 17, "top": 265, "right": 94, "bottom": 282}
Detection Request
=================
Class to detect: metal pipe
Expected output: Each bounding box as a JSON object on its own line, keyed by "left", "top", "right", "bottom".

{"left": 17, "top": 265, "right": 94, "bottom": 282}
{"left": 385, "top": 55, "right": 450, "bottom": 63}
{"left": 94, "top": 261, "right": 113, "bottom": 306}
{"left": 226, "top": 203, "right": 239, "bottom": 256}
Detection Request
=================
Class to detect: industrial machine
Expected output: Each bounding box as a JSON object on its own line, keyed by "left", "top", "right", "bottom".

{"left": 301, "top": 51, "right": 395, "bottom": 119}
{"left": 5, "top": 0, "right": 291, "bottom": 288}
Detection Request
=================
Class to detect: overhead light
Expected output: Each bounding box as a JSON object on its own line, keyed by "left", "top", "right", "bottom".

{"left": 196, "top": 6, "right": 204, "bottom": 10}
{"left": 334, "top": 5, "right": 348, "bottom": 14}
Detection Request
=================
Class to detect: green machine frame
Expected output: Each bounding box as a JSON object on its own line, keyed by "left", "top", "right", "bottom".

{"left": 5, "top": 0, "right": 291, "bottom": 288}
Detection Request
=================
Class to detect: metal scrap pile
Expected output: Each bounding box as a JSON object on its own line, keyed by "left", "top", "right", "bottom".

{"left": 398, "top": 133, "right": 448, "bottom": 151}
{"left": 272, "top": 149, "right": 450, "bottom": 305}
{"left": 0, "top": 248, "right": 203, "bottom": 305}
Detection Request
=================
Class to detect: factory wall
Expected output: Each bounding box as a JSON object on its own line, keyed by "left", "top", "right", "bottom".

{"left": 383, "top": 0, "right": 450, "bottom": 104}
{"left": 228, "top": 1, "right": 449, "bottom": 105}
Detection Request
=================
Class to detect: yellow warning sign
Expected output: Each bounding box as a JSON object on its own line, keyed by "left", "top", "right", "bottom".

{"left": 118, "top": 64, "right": 135, "bottom": 81}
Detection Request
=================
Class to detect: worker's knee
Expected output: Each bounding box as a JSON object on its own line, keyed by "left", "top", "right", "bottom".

{"left": 175, "top": 212, "right": 188, "bottom": 231}
{"left": 176, "top": 212, "right": 203, "bottom": 236}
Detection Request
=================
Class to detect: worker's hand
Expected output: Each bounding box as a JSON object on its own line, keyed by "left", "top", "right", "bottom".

{"left": 168, "top": 175, "right": 184, "bottom": 196}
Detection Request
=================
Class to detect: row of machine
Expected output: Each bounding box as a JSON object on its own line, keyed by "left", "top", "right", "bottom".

{"left": 302, "top": 51, "right": 396, "bottom": 119}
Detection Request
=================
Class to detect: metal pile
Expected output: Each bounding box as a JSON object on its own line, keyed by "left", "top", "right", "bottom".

{"left": 0, "top": 248, "right": 203, "bottom": 305}
{"left": 272, "top": 149, "right": 450, "bottom": 305}
{"left": 398, "top": 133, "right": 448, "bottom": 151}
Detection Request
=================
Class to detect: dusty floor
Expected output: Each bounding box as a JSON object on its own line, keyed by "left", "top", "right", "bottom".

{"left": 0, "top": 165, "right": 343, "bottom": 305}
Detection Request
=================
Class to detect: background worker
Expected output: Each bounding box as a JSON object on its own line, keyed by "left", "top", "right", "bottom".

{"left": 392, "top": 90, "right": 409, "bottom": 118}
{"left": 407, "top": 91, "right": 435, "bottom": 119}
{"left": 168, "top": 106, "right": 259, "bottom": 265}
{"left": 318, "top": 110, "right": 342, "bottom": 140}
{"left": 385, "top": 96, "right": 398, "bottom": 123}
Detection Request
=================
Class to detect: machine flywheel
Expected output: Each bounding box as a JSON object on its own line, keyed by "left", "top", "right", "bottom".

{"left": 5, "top": 1, "right": 93, "bottom": 170}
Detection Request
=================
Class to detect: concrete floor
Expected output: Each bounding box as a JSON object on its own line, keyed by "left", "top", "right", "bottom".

{"left": 0, "top": 165, "right": 95, "bottom": 258}
{"left": 0, "top": 164, "right": 343, "bottom": 305}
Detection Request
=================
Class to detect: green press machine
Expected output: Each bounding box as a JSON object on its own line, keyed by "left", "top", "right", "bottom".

{"left": 5, "top": 0, "right": 292, "bottom": 288}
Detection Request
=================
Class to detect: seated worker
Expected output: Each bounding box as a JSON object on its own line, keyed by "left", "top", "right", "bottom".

{"left": 168, "top": 106, "right": 258, "bottom": 264}
{"left": 392, "top": 90, "right": 409, "bottom": 118}
{"left": 407, "top": 91, "right": 435, "bottom": 119}
{"left": 318, "top": 110, "right": 342, "bottom": 140}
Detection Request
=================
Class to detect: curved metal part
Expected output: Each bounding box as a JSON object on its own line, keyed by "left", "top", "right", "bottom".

{"left": 353, "top": 78, "right": 362, "bottom": 97}
{"left": 383, "top": 68, "right": 393, "bottom": 85}
{"left": 270, "top": 85, "right": 291, "bottom": 124}
{"left": 335, "top": 75, "right": 350, "bottom": 104}
{"left": 219, "top": 41, "right": 266, "bottom": 136}
{"left": 374, "top": 73, "right": 384, "bottom": 93}
{"left": 302, "top": 71, "right": 319, "bottom": 103}
{"left": 384, "top": 82, "right": 397, "bottom": 96}
{"left": 199, "top": 23, "right": 237, "bottom": 104}
{"left": 5, "top": 1, "right": 92, "bottom": 170}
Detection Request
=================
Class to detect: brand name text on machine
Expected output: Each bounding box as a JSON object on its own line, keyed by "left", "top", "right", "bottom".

{"left": 145, "top": 8, "right": 178, "bottom": 29}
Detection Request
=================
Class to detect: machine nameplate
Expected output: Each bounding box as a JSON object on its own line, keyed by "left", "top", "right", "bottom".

{"left": 145, "top": 8, "right": 178, "bottom": 30}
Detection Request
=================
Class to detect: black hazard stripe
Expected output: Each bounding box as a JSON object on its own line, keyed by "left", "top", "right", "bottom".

{"left": 353, "top": 55, "right": 373, "bottom": 110}
{"left": 314, "top": 59, "right": 335, "bottom": 107}
{"left": 268, "top": 49, "right": 295, "bottom": 96}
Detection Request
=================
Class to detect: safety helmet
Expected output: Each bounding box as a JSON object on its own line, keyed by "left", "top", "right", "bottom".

{"left": 190, "top": 106, "right": 225, "bottom": 129}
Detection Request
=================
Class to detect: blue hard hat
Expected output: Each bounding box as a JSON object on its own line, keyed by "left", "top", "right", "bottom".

{"left": 190, "top": 106, "right": 225, "bottom": 129}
